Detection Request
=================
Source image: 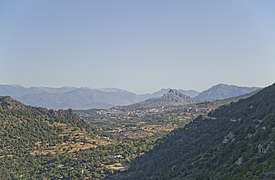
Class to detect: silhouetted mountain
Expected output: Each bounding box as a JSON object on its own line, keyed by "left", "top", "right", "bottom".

{"left": 118, "top": 89, "right": 197, "bottom": 110}
{"left": 114, "top": 83, "right": 275, "bottom": 179}
{"left": 195, "top": 84, "right": 260, "bottom": 101}
{"left": 143, "top": 88, "right": 199, "bottom": 98}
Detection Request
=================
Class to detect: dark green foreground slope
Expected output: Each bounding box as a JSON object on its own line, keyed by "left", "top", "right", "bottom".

{"left": 114, "top": 83, "right": 275, "bottom": 180}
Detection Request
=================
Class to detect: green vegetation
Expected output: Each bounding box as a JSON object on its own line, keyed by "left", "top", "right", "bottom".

{"left": 113, "top": 83, "right": 275, "bottom": 179}
{"left": 0, "top": 84, "right": 268, "bottom": 179}
{"left": 0, "top": 96, "right": 157, "bottom": 179}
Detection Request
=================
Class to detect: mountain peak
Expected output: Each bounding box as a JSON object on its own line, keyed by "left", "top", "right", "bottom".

{"left": 195, "top": 84, "right": 260, "bottom": 102}
{"left": 162, "top": 89, "right": 191, "bottom": 100}
{"left": 163, "top": 89, "right": 177, "bottom": 97}
{"left": 168, "top": 89, "right": 174, "bottom": 93}
{"left": 120, "top": 89, "right": 197, "bottom": 109}
{"left": 213, "top": 83, "right": 227, "bottom": 87}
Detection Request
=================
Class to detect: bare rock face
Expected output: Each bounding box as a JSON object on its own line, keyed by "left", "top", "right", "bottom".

{"left": 235, "top": 157, "right": 243, "bottom": 166}
{"left": 258, "top": 143, "right": 272, "bottom": 154}
{"left": 223, "top": 132, "right": 235, "bottom": 144}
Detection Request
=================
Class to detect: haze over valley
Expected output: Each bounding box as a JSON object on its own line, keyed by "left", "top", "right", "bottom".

{"left": 0, "top": 84, "right": 260, "bottom": 110}
{"left": 1, "top": 0, "right": 275, "bottom": 179}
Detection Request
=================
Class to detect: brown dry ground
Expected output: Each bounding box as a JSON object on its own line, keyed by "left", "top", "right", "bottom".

{"left": 31, "top": 122, "right": 111, "bottom": 155}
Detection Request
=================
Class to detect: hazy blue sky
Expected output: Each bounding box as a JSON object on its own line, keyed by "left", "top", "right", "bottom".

{"left": 1, "top": 1, "right": 275, "bottom": 93}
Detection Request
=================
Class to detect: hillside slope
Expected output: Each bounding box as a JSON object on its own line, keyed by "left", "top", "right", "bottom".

{"left": 114, "top": 83, "right": 275, "bottom": 179}
{"left": 0, "top": 96, "right": 106, "bottom": 178}
{"left": 0, "top": 96, "right": 161, "bottom": 179}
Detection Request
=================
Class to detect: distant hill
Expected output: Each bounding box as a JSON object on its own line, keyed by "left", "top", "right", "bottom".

{"left": 118, "top": 89, "right": 197, "bottom": 110}
{"left": 142, "top": 88, "right": 199, "bottom": 98}
{"left": 195, "top": 84, "right": 260, "bottom": 102}
{"left": 0, "top": 85, "right": 198, "bottom": 109}
{"left": 114, "top": 83, "right": 275, "bottom": 179}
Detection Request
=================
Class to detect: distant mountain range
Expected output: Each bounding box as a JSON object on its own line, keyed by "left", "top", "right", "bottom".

{"left": 0, "top": 85, "right": 199, "bottom": 109}
{"left": 118, "top": 89, "right": 197, "bottom": 110}
{"left": 0, "top": 85, "right": 141, "bottom": 109}
{"left": 0, "top": 84, "right": 260, "bottom": 109}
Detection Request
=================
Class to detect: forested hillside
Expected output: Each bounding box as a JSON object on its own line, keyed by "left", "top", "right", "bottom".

{"left": 0, "top": 96, "right": 156, "bottom": 179}
{"left": 114, "top": 83, "right": 275, "bottom": 179}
